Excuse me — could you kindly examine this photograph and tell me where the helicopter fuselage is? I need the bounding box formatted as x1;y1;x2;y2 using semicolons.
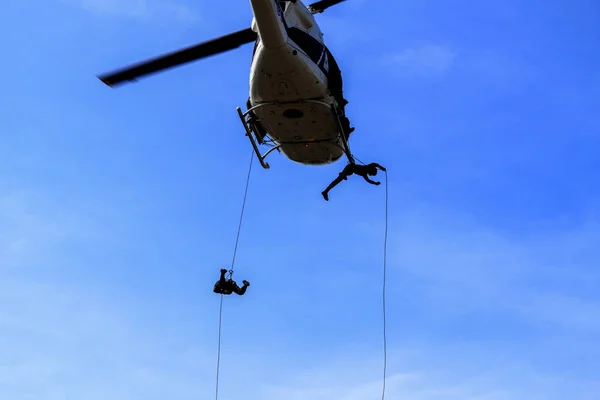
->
97;0;353;168
246;0;348;166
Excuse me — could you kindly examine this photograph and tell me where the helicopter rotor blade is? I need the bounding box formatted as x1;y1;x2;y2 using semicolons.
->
308;0;346;13
98;27;257;87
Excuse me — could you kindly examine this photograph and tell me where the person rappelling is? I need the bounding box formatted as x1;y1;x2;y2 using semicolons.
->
321;162;386;201
213;269;250;296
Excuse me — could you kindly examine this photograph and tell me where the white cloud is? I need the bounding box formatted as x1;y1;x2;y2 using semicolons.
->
318;15;383;49
467;50;535;82
0;191;76;269
258;355;596;400
1;189;597;400
387;208;600;332
0;190;114;270
456;50;537;93
0;276;214;400
63;0;200;21
384;45;457;77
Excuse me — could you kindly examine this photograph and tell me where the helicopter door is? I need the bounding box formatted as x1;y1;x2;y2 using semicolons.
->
286;27;343;102
286;28;329;75
277;1;288;12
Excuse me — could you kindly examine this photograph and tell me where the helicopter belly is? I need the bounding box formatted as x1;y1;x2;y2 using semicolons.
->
247;41;345;165
249;41;329;103
252;101;345;165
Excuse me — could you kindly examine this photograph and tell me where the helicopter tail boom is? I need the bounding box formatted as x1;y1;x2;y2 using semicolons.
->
250;0;288;49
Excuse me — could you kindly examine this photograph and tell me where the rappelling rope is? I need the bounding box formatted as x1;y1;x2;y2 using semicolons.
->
352;153;388;400
215;296;224;400
229;151;255;274
214;151;255;400
348;153;389;400
381;170;388;400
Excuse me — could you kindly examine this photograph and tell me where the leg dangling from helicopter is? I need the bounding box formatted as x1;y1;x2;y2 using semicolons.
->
213;269;250;296
321;162;386;201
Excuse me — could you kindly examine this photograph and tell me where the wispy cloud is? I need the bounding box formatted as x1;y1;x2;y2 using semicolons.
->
459;50;537;93
63;0;200;22
3;0;599;398
388;209;600;333
383;45;457;77
318;15;383;49
1;190;597;399
0;278;212;400
0;190;119;271
259;352;597;400
0;191;78;269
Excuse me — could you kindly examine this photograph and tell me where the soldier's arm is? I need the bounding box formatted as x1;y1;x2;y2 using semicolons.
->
362;175;380;185
372;163;386;171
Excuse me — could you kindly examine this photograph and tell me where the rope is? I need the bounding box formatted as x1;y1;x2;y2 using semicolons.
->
214;151;255;400
341;151;387;398
345;151;387;395
215;295;224;400
381;170;388;400
229;151;255;272
350;154;387;398
353;155;367;166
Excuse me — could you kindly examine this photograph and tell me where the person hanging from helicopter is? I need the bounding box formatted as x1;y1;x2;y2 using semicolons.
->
321;162;387;201
213;269;250;295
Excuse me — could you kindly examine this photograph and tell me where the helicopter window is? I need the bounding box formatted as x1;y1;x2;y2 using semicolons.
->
287;27;325;66
252;36;260;57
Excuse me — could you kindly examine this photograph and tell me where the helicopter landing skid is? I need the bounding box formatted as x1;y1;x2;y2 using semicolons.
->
236;100;355;169
237;105;274;169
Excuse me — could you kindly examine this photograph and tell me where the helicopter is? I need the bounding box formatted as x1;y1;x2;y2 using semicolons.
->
98;0;357;169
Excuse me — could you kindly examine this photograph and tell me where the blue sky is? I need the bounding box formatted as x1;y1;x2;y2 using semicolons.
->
1;0;599;398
